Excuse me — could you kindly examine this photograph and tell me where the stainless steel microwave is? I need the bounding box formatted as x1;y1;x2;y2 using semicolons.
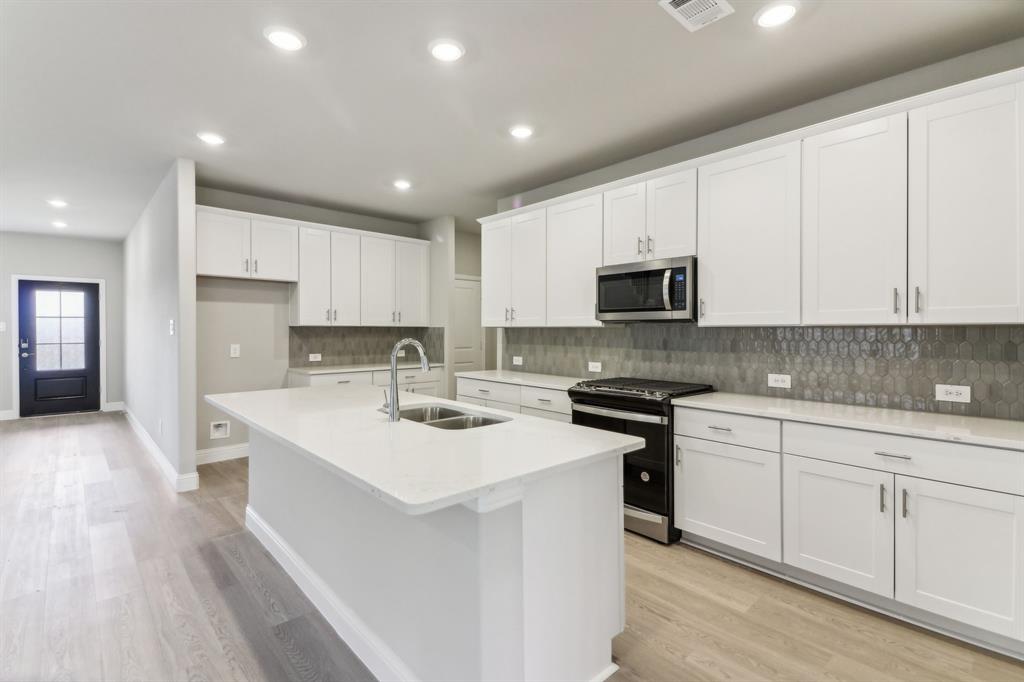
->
596;256;696;322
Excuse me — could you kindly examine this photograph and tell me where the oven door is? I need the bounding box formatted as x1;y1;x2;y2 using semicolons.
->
596;256;694;321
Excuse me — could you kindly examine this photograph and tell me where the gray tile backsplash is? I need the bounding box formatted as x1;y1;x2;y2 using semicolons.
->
503;325;1024;421
290;327;444;367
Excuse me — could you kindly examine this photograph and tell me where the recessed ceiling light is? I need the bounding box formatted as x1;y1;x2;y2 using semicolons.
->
754;1;799;28
509;125;534;140
429;39;465;62
52;220;67;228
47;198;67;208
263;26;307;51
197;131;225;146
393;179;412;191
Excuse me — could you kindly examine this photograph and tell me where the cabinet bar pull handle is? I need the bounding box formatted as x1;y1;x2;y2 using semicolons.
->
511;307;516;322
874;450;912;461
537;398;551;403
914;286;921;313
879;483;886;513
637;237;642;256
477;388;490;394
254;259;258;274
505;308;509;322
902;488;909;518
336;380;350;384
333;309;337;322
707;425;732;432
326;308;330;321
244;258;249;273
405;375;415;379
893;288;899;314
398;311;401;323
392;311;395;323
675;443;680;466
647;236;653;254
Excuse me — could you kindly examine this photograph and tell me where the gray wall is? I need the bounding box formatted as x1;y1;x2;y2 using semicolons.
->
503;326;1023;421
454;231;481;277
498;38;1024;211
0;232;125;413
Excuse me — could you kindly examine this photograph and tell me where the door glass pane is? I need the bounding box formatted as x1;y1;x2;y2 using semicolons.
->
36;317;60;344
61;291;84;317
61;344;85;370
36;344;60;371
61;317;84;343
35;290;60;316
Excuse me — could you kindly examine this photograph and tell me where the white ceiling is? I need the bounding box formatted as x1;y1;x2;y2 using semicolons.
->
3;1;1023;240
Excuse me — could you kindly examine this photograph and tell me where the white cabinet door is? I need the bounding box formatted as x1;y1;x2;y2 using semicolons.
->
196;210;251;278
674;436;781;561
603;183;647;265
646;169;697;260
481;219;511;327
510;209;547;326
292;226;332;326
895;476;1024;640
250;219;298;282
546;194;603;327
360;236;397;326
330;231;360;326
697;141;801;326
908;82;1024;324
803;114;908;325
396;241;430;326
406;382;440;397
783;455;895;597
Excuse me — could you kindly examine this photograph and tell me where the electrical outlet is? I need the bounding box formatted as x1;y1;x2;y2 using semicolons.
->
308;353;322;362
588;361;602;373
168;319;175;336
397;349;406;357
210;420;230;440
768;373;792;389
936;384;971;403
0;321;6;333
229;344;241;358
512;356;523;366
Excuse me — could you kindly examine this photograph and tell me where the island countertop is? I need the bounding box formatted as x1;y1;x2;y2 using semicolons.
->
206;384;643;515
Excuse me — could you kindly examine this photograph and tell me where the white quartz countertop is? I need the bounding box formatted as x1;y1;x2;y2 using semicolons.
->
206;384;642;515
455;369;581;391
288;362;444;375
672;392;1024;451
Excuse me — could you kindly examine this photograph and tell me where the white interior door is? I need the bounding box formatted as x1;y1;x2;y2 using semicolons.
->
396;241;430;326
908;82;1024;324
360;236;397;326
546;194;603;327
451;278;484;397
646;169;697;260
330;231;360;325
603;183;647;265
783;455;895;597
803;114;908;325
895;476;1024;639
510;209;547;326
196;210;251;278
481;219;511;327
250;219;298;282
295;226;332;325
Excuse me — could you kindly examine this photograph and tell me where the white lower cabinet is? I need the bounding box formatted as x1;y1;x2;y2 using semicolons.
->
674;435;781;561
783;455;895;597
895;476;1024;639
455;376;571;420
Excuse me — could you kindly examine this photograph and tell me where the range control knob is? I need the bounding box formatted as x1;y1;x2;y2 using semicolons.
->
640;471;650;483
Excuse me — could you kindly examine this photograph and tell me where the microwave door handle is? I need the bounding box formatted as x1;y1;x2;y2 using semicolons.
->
662;269;672;311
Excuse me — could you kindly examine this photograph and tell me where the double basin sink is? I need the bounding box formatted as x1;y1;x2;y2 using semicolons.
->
398;404;509;430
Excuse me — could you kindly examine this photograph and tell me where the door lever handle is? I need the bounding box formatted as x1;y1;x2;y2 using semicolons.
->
20;352;34;358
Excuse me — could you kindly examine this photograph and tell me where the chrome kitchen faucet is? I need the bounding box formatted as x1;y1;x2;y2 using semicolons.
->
387;338;430;421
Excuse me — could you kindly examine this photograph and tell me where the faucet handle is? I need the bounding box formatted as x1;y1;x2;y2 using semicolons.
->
382;388;388;410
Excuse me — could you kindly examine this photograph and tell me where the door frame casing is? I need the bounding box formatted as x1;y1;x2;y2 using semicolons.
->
9;275;109;417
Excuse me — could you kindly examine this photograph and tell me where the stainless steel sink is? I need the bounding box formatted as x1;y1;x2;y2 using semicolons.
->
398;405;465;423
394;404;509;430
422;415;506;430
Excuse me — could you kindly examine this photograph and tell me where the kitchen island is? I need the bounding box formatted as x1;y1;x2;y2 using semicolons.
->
206;383;644;682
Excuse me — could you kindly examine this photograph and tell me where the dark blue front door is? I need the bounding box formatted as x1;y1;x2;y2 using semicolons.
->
18;280;101;417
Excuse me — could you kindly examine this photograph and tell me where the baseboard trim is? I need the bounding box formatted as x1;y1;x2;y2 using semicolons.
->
196;442;249;466
123;407;199;493
245;506;416;682
102;401;125;412
591;662;620;682
0;409;17;421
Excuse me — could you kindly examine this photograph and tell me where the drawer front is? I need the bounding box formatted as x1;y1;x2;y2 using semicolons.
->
486;400;521;414
373;366;445;386
675;407;781;453
456;378;521;405
521;406;571;423
404;381;439;396
784;422;1024;497
520;385;571;415
307;371;374;387
456;394;487;407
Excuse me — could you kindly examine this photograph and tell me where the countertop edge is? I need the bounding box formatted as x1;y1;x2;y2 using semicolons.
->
454;370;581;391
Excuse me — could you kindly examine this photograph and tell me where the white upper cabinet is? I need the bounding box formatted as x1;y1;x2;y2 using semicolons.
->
908;82;1024;324
510;209;547;326
603;183;647;265
396;241;430;326
360;236;397;326
196;210;252;278
291;226;333;325
330;231;360;326
481;219;512;327
645;169;697;261
546;194;603;327
697;141;802;326
250;219;299;282
802;114;908;325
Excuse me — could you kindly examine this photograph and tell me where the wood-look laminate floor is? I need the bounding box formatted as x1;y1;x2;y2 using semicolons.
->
1;412;1021;682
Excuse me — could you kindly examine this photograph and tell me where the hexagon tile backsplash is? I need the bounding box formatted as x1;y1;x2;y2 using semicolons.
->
503;325;1024;421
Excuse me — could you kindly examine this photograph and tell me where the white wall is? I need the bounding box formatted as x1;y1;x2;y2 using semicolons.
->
420;216;455;397
123;159;196;489
0;232;125;415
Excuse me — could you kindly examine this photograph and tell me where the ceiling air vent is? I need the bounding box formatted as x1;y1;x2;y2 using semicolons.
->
658;0;735;32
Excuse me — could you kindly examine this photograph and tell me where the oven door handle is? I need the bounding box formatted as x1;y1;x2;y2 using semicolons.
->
662;269;672;311
572;404;668;425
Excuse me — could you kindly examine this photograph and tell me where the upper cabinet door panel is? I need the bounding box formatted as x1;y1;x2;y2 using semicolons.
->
481;220;511;327
250;219;299;282
330;231;360;326
196;210;251;278
646;169;697;260
546;194;603;327
295;226;333;326
909;82;1024;324
803;114;908;325
603;183;647;265
697;141;802;326
360;236;397;326
396;241;430;326
510;209;547;326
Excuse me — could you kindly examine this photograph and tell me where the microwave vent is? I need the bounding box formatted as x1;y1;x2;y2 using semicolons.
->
658;0;735;32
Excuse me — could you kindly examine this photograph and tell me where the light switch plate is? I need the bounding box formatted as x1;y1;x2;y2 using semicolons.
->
768;373;791;389
229;344;241;358
936;384;971;403
209;421;230;440
168;319;175;336
588;361;602;373
308;353;322;362
0;321;6;333
512;356;523;366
